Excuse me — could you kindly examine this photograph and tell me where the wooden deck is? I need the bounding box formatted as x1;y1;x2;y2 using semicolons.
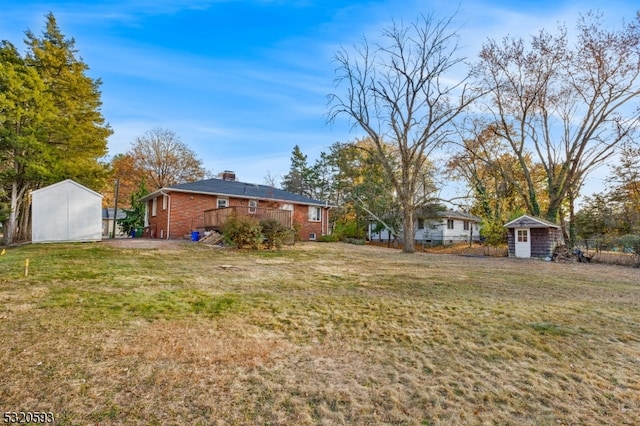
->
203;206;292;230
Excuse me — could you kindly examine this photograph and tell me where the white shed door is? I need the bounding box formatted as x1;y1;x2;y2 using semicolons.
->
515;228;531;258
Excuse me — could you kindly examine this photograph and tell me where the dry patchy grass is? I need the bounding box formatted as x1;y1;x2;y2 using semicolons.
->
0;241;639;425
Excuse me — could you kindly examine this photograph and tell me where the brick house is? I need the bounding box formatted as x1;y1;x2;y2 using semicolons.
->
504;214;564;258
138;173;330;241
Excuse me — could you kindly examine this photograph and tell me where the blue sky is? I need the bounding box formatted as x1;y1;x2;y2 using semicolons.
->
1;0;637;198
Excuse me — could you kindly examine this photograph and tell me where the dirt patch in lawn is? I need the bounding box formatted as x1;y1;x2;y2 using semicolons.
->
99;237;191;250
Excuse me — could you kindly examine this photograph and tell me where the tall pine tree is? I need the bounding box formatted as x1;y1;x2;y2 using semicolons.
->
0;13;112;244
281;145;317;198
0;41;55;245
25;12;112;189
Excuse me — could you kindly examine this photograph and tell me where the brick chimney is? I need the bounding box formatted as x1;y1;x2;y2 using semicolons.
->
220;170;236;181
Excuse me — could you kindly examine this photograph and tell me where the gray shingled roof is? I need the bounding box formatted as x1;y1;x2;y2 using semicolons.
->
504;214;560;228
142;178;327;206
438;210;481;222
102;207;126;220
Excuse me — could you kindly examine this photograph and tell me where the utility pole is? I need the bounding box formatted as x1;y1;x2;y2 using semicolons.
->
111;178;120;238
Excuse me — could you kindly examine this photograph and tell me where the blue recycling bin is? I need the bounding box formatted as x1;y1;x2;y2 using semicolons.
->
191;231;200;241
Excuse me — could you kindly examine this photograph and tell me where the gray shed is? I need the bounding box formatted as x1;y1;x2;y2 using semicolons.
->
32;179;103;243
504;215;564;259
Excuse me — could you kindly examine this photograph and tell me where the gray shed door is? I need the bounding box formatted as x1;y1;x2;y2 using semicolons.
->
514;228;531;258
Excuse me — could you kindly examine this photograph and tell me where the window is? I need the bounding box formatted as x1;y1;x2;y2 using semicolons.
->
151;198;157;216
309;233;317;241
162;195;168;210
217;198;228;209
463;221;469;231
517;229;528;242
417;219;424;230
280;203;294;211
447;219;454;230
248;200;257;214
308;206;321;222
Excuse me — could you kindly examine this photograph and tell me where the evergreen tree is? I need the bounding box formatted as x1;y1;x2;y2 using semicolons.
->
0;13;112;244
0;41;55;244
24;12;112;191
281;145;317;198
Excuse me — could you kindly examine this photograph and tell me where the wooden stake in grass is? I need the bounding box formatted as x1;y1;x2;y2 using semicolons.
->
24;258;29;277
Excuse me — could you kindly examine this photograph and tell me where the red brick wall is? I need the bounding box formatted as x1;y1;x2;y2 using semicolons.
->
146;192;329;241
293;204;325;240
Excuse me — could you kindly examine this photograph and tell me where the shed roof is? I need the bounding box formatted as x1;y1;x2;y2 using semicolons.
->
139;178;328;207
504;214;560;229
31;179;103;198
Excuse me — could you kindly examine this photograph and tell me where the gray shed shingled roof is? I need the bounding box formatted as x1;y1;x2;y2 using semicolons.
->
141;178;328;206
504;214;560;229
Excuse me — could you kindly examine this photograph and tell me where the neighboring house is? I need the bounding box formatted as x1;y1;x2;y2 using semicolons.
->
369;210;481;245
102;208;127;237
138;173;330;241
32;179;103;243
504;214;564;259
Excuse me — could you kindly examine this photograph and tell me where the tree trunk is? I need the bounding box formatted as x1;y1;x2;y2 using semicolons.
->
4;182;32;245
5;182;19;246
19;197;32;242
402;207;415;253
568;193;576;248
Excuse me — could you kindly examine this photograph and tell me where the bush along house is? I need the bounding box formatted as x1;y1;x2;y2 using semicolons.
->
138;172;330;241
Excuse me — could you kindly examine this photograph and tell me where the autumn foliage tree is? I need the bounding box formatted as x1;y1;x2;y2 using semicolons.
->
472;11;640;242
128;127;208;192
102;153;145;209
448;122;548;244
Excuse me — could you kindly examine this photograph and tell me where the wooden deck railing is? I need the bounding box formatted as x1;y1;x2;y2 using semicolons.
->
203;206;293;229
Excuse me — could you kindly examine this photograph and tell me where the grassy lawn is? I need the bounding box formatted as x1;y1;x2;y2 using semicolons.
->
1;241;638;425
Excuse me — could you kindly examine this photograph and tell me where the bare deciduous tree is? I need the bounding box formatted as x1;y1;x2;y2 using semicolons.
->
472;11;640;240
129;128;209;191
328;13;475;253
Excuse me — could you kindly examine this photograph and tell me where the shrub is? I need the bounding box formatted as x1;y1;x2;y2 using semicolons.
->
480;220;508;246
317;234;340;242
344;237;366;245
221;214;263;249
260;219;290;249
333;221;366;240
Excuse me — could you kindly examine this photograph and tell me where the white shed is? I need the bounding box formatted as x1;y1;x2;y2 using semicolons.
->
32;179;103;243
